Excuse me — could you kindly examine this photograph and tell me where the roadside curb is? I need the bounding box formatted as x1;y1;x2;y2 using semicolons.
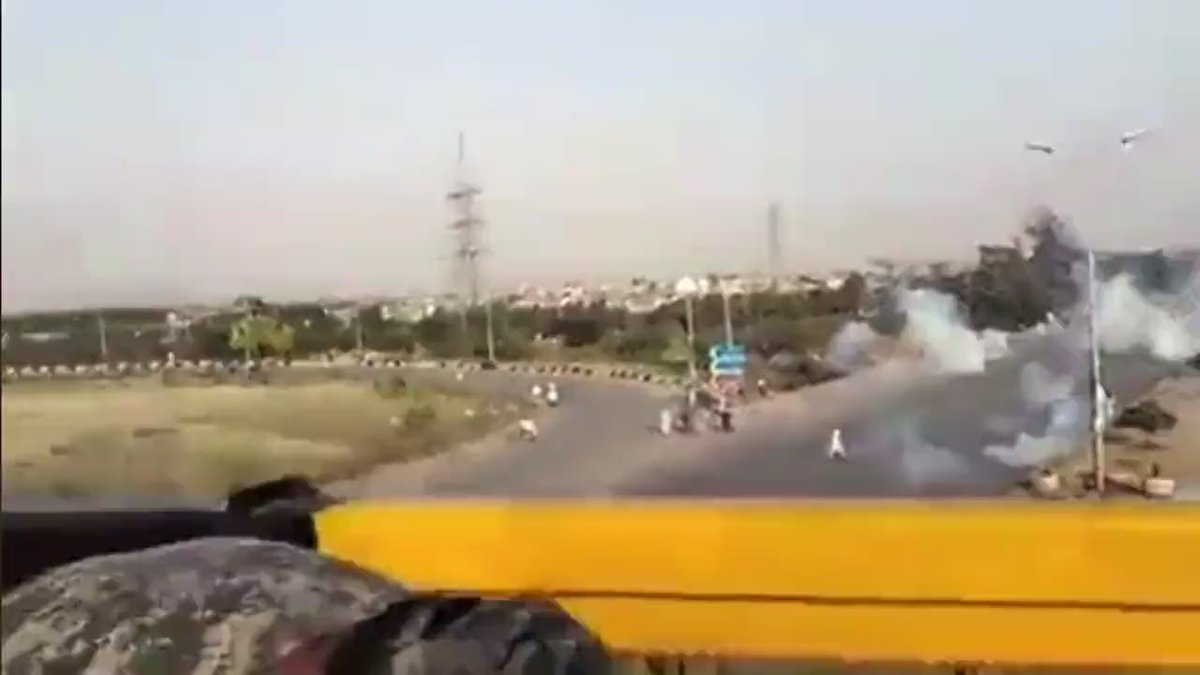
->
1;356;688;389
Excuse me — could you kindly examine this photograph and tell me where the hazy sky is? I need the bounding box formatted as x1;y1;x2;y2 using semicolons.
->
3;0;1198;311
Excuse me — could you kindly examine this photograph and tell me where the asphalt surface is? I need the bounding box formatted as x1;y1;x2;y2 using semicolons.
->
326;366;677;498
620;347;1187;498
2;342;1191;508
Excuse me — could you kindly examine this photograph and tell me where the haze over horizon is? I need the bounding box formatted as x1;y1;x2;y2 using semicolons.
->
3;0;1198;312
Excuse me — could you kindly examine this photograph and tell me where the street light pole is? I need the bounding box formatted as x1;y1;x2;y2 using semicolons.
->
1086;248;1106;494
1023;132;1152;496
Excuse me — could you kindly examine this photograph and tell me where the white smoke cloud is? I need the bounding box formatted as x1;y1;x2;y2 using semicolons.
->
1096;273;1199;360
1018;361;1076;409
825;321;882;372
825;287;1015;375
822;220;1197;487
896;288;990;374
983;430;1074;468
898;436;973;486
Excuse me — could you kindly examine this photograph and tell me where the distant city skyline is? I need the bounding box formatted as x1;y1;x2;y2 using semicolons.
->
4;0;1199;312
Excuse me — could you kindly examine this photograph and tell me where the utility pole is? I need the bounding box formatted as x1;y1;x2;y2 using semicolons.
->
1023;133;1155;495
447;132;496;360
97;313;109;362
1086;248;1106;495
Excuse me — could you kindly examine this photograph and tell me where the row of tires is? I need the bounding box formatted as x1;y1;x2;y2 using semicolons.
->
1;356;687;389
431;358;687;388
1;357;276;380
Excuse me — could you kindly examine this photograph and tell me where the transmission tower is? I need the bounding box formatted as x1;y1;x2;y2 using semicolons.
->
446;132;497;361
767;201;782;278
447;132;484;306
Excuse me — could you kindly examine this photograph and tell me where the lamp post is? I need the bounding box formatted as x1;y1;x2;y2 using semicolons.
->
675;276;700;382
1022;129;1154;496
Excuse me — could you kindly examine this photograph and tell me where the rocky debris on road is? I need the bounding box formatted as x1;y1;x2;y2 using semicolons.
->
1114;398;1179;434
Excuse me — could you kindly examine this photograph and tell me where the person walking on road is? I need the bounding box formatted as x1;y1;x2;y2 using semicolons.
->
827;427;847;460
545;382;560;407
659;408;673;436
530;383;543;402
518;417;539;441
756;378;770;398
717;397;734;433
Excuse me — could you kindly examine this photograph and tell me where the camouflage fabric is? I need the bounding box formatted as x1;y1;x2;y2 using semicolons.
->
1;537;611;674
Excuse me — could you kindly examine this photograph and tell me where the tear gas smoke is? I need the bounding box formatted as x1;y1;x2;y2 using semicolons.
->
829;213;1198;488
896;288;989;374
824;321;879;372
825;287;1012;376
1096;273;1200;360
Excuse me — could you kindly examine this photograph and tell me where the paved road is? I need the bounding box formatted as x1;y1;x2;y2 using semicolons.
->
326;366;679;498
619;347;1188;498
3;342;1191;508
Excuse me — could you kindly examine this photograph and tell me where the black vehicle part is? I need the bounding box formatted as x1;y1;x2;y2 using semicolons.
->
319;594;613;675
0;508;317;594
1;478;334;594
224;474;341;516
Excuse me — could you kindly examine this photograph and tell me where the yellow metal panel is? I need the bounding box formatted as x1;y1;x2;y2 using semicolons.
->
313;500;1200;664
562;598;1198;664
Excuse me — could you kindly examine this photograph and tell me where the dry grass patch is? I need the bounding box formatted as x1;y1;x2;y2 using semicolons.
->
2;378;512;500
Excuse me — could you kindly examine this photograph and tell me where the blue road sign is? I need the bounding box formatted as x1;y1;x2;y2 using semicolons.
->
708;342;747;377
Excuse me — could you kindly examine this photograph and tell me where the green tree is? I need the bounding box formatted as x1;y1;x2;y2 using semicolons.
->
229;315;295;359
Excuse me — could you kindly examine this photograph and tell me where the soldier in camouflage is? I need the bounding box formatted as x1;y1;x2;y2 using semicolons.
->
1;537;612;674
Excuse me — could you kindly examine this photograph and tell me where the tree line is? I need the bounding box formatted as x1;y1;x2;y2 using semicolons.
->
5;209;1189;373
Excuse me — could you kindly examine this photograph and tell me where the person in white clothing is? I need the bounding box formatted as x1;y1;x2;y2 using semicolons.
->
545;382;560;407
659;408;673;435
530;383;543;401
828;427;847;460
1102;386;1117;429
518;418;539;441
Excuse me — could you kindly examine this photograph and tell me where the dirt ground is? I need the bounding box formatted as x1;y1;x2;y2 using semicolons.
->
1;376;515;501
1035;374;1200;497
1105;374;1200;482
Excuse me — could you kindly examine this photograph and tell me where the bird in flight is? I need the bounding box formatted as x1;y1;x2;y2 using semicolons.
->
1024;142;1056;155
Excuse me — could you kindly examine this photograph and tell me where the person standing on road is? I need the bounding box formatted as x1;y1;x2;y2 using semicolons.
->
1099;385;1117;429
828;427;847;460
545;382;560;407
756;378;770;398
717;397;734;433
530;383;543;402
659;408;673;436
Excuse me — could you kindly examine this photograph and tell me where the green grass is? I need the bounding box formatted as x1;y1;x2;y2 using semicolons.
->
1;377;514;500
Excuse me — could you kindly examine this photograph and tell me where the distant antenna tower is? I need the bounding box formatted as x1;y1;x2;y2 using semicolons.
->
767;201;782;277
447;131;484;306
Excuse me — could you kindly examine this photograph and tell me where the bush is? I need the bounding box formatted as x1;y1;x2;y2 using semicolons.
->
373;376;408;399
403;404;438;431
